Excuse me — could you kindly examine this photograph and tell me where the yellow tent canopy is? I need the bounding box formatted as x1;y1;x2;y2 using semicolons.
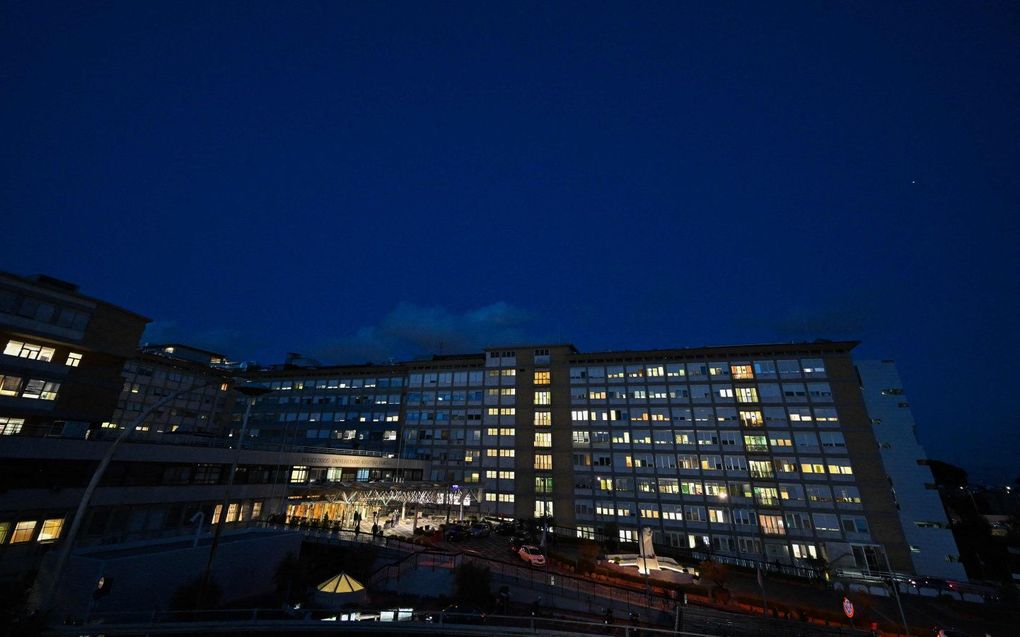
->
316;572;365;594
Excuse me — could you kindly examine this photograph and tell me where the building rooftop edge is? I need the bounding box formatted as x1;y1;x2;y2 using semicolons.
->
242;339;859;374
0;270;153;323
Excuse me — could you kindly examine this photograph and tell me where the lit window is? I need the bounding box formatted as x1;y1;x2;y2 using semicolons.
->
735;387;759;403
0;417;25;435
800;460;826;474
534;391;551;406
37;518;64;543
65;352;83;367
530;454;554;468
252;502;263;518
3;340;56;362
730;365;754;380
226;503;239;523
21;379;60;400
744;436;769;452
290;466;309;483
534;371;550;385
827;462;854;476
0;375;22;396
534;411;551;426
11;520;37;543
758;514;786;536
534;432;552;448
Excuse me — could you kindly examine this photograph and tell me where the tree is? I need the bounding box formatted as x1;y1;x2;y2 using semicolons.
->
928;460;968;490
577;539;601;575
602;522;619;552
698;560;731;604
698;560;729;588
454;563;492;608
273;552;312;604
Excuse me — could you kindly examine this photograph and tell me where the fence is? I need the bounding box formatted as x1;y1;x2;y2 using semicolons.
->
541;523;821;580
368;548;869;637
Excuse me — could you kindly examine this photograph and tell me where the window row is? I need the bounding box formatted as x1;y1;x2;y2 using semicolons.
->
267;377;406;391
571;383;832;404
570;407;839;426
571;429;846;449
3;339;83;367
572;452;854;476
572;476;861;502
570;359;826;383
0;517;65;545
0;289;91;331
575;502;864;531
265;393;403;406
276;411;402;423
0;375;60;400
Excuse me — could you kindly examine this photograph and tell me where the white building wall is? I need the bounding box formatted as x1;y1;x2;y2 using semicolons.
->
855;360;967;581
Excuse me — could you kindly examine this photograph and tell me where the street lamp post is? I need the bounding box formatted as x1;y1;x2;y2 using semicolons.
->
28;379;221;614
881;549;910;637
197;383;273;603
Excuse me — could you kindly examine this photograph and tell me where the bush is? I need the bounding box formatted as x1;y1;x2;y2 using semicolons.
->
454;563;492;608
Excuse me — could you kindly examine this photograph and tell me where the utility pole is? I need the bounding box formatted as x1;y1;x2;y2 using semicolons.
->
28;380;219;614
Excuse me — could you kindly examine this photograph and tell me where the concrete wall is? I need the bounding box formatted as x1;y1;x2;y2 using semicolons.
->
52;529;302;619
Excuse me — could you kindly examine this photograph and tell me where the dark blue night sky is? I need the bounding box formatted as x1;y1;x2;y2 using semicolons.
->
2;2;1018;482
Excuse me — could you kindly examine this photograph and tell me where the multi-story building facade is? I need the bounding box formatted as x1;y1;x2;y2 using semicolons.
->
856;360;966;580
0;272;960;581
553;342;907;573
0;271;149;439
106;343;241;437
233;341;959;578
0;433;423;581
242;361;415;456
0;275;422;590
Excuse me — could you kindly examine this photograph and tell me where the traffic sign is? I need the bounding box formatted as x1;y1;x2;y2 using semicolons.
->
842;596;855;619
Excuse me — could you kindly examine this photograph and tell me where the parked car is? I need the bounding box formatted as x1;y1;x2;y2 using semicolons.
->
468;522;491;538
508;536;529;554
517;545;546;566
443;524;469;541
494;522;515;536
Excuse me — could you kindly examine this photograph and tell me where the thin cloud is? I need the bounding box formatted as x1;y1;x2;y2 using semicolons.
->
312;302;537;364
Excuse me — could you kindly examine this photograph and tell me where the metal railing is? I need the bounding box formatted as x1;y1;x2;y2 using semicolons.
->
367;550;867;637
0;423;388;457
69;606;869;637
543;524;821;580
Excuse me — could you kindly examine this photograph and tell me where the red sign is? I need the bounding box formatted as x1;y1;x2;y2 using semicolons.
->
842;596;855;619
